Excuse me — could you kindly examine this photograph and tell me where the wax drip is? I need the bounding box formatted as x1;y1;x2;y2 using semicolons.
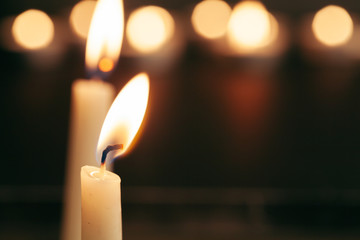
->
101;144;123;167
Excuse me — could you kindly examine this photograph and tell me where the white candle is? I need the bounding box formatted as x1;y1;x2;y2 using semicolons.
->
62;79;114;240
81;73;149;240
81;165;122;240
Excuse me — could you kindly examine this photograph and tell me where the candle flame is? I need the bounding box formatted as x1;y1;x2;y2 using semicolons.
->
96;73;150;164
85;0;124;76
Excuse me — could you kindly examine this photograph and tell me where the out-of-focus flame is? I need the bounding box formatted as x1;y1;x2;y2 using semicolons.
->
69;0;97;39
96;73;150;163
191;0;231;39
312;5;353;47
227;1;271;49
126;6;175;54
12;9;54;50
85;0;123;74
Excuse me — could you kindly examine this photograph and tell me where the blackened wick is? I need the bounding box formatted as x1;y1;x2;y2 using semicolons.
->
101;144;123;165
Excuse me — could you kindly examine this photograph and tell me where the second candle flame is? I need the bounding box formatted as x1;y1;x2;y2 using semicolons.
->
85;0;124;76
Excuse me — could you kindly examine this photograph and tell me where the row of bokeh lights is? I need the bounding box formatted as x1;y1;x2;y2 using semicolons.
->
5;0;358;58
10;1;175;53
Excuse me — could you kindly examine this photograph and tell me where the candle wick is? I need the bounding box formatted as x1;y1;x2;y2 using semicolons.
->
100;162;106;173
101;144;123;166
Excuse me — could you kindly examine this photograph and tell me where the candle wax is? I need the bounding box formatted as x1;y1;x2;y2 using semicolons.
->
62;79;115;240
81;165;122;240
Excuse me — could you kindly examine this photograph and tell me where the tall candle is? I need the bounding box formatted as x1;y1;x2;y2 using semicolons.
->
62;0;124;239
62;80;114;240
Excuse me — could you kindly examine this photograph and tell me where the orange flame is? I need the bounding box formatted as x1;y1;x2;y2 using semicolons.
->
85;0;124;74
96;73;150;163
98;57;114;72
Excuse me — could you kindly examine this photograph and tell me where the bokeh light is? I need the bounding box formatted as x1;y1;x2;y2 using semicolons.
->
312;5;353;47
12;9;54;50
191;0;231;39
264;13;279;47
126;6;175;54
227;1;271;49
69;0;97;39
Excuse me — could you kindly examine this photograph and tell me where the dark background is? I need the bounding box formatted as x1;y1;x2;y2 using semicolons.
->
2;0;360;239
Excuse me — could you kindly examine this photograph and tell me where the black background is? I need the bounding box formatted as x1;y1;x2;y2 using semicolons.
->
2;0;360;239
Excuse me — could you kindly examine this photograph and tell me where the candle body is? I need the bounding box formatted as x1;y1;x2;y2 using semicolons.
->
62;79;115;240
81;165;122;240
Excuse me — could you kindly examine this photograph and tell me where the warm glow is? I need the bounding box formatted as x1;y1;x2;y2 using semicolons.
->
263;13;279;47
69;0;97;39
98;57;114;72
126;6;175;53
191;0;231;39
12;9;54;50
312;5;353;47
227;1;271;48
96;73;150;162
86;0;124;73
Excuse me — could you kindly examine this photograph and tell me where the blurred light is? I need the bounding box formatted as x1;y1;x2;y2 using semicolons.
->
265;13;279;46
98;57;114;72
12;9;54;50
126;6;175;54
85;0;124;74
312;5;353;47
227;1;271;49
69;0;96;39
191;0;231;39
